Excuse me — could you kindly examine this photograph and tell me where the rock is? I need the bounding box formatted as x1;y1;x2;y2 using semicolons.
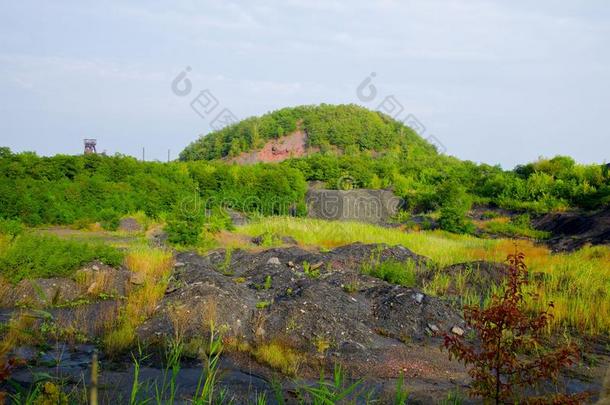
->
413;292;425;304
287;261;295;268
310;262;324;271
119;217;142;232
92;265;100;271
267;257;281;265
428;323;440;334
281;236;298;245
174;262;185;268
451;326;465;336
226;209;249;227
306;188;402;224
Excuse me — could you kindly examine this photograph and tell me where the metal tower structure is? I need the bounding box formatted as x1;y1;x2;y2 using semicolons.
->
84;139;97;154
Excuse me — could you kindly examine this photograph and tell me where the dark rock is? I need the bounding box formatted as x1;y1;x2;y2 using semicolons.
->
139;243;461;360
306;188;402;224
118;217;142;232
533;208;610;251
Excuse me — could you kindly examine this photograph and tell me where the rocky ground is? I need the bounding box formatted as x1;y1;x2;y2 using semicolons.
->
533;207;610;252
2;239;607;403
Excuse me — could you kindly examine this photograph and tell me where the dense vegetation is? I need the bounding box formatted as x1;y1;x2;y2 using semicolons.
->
0;105;608;238
179;104;436;160
0;148;306;230
180;104;609;217
0;230;123;283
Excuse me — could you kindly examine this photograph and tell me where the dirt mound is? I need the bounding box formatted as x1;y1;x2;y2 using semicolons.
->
533;208;610;251
138;244;465;376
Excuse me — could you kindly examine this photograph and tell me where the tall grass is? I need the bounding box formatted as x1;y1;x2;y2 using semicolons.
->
238;217;610;335
104;247;174;354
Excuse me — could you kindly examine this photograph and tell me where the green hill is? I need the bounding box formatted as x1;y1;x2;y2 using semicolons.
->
179;104;437;161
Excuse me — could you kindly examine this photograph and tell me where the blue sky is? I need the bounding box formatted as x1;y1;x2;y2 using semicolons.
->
0;0;608;168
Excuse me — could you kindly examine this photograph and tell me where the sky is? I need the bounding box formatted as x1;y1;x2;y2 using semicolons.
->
0;1;608;169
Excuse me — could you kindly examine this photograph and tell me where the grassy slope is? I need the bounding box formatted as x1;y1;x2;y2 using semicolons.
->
237;217;610;335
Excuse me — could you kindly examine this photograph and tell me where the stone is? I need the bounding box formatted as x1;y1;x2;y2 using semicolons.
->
413;292;425;304
174;262;185;268
267;257;281;265
451;326;465;336
428;323;440;334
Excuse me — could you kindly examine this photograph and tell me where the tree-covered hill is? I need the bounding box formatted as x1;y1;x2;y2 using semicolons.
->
179;104;437;161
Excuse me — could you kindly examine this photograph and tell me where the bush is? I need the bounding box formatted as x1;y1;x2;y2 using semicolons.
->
165;202;205;246
437;182;475;234
0;219;24;239
98;208;120;231
0;234;124;283
443;253;583;403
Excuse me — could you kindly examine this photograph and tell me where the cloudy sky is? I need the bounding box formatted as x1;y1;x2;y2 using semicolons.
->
0;1;608;168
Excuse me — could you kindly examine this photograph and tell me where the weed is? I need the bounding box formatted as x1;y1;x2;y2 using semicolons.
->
299;364;368;404
256;301;271;310
253;342;302;376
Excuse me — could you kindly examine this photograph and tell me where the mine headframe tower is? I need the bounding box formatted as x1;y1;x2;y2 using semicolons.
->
84;139;97;154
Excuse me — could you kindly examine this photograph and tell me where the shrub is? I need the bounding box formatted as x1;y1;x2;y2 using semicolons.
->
98;208;120;231
443;252;584;403
0;218;23;239
437;181;475;234
0;234;124;283
165;202;205;246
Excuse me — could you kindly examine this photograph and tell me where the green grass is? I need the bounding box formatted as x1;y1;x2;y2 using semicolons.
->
480;216;550;239
0;233;124;283
237;217;610;335
361;257;418;287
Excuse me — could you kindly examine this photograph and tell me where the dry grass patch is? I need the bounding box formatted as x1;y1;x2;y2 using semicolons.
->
103;247;173;354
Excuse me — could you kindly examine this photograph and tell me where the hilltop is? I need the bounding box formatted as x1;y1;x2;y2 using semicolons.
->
179;104;437;162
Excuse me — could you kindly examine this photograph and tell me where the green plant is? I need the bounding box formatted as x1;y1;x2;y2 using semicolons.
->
393;373;410;405
302;261;320;279
253;342;301;376
363;259;418;287
0;218;24;239
0;234;124;283
98;208;120;231
299;364;368;404
256;301;271;310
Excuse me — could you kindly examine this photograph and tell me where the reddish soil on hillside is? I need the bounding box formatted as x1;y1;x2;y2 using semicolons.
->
228;130;314;164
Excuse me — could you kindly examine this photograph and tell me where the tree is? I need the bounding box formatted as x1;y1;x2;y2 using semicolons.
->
443;252;585;404
437;181;475;234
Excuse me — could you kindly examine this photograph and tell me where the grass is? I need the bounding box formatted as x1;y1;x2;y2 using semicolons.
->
478;216;551;239
0;233;124;283
361;256;418;287
237;217;610;335
252;342;302;376
103;247;174;354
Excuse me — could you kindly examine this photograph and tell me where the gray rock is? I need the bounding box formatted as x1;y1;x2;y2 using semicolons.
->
267;257;281;265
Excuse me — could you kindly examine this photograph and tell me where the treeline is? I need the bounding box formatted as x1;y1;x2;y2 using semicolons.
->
282;152;610;213
0;147;607;233
179;104;436;161
0;148;307;227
